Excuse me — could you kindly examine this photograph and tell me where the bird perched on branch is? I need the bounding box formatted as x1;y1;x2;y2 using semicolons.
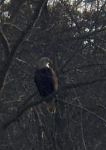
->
34;57;58;113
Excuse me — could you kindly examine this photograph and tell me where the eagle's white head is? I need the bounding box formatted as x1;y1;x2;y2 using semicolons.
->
38;57;52;69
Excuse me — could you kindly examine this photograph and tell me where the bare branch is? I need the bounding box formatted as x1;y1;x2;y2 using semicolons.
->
59;45;87;73
63;78;106;90
0;0;48;92
2;93;40;129
72;0;83;10
2;91;55;129
95;45;106;52
80;108;87;150
28;0;48;39
9;0;27;21
3;23;23;32
65;26;106;41
0;28;10;59
58;100;106;124
77;63;106;69
2;76;106;129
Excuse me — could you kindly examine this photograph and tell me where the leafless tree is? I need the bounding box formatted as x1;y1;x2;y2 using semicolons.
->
0;0;106;150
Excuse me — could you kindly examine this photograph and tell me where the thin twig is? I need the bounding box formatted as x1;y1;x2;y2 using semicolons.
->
77;63;106;69
58;100;106;124
78;99;87;150
3;23;23;32
3;98;43;129
62;78;106;91
2;92;55;129
0;28;10;59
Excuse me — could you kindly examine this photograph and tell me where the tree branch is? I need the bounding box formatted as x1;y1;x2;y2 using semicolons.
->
58;26;106;41
9;0;27;21
0;28;10;59
0;0;48;92
63;78;106;90
3;23;23;32
2;76;106;129
2;92;39;129
2;91;54;129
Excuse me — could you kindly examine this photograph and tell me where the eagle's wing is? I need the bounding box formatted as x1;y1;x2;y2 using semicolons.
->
34;67;58;113
34;68;56;97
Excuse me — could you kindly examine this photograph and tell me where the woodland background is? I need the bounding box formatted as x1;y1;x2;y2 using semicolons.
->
0;0;106;150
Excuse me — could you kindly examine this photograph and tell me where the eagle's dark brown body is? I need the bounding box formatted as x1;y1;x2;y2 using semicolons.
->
34;57;58;113
34;68;55;98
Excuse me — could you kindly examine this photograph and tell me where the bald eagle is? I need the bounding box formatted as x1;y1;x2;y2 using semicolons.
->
34;57;58;113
